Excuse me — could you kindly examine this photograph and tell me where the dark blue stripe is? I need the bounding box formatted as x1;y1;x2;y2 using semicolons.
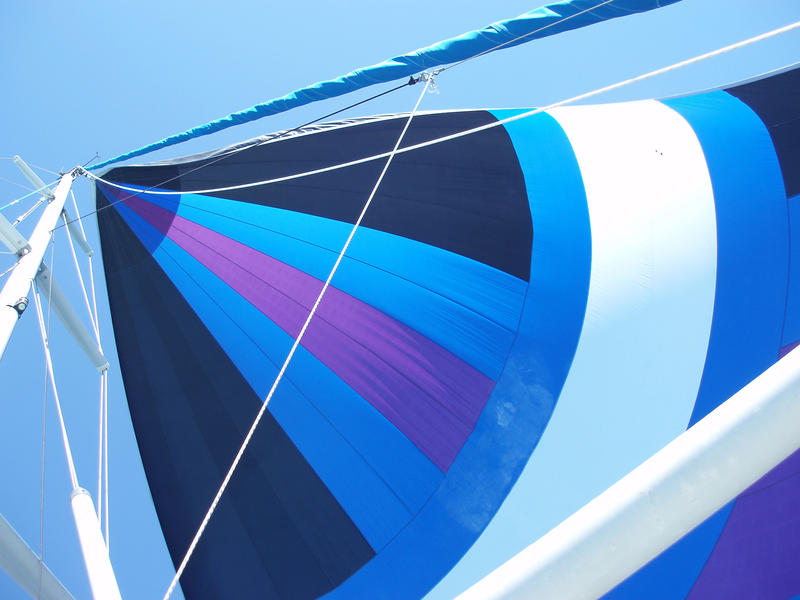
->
111;190;440;550
782;194;800;345
603;91;788;600
153;236;438;551
100;187;163;252
325;110;590;599
98;192;376;598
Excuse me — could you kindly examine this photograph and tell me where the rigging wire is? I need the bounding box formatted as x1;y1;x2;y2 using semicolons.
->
14;197;47;226
36;237;56;600
162;72;434;600
0;175;36;193
32;243;80;489
0;177;61;212
65;189;110;547
89;0;648;172
97;372;104;529
58;78;415;231
62;210;100;341
63;196;106;540
23;162;61;177
63;0;619;223
0;262;19;281
86;20;800;208
103;372;109;548
69;187;110;534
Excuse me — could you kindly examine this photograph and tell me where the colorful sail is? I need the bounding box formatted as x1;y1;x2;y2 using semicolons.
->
95;65;800;599
90;0;681;170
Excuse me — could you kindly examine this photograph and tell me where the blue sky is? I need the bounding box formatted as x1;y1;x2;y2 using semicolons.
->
0;1;798;599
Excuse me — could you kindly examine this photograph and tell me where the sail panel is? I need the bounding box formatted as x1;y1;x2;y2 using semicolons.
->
168;193;526;378
784;193;800;346
98;109;590;598
727;67;800;199
98;66;800;600
103;111;535;280
595;85;789;600
322;110;593;599
664;90;788;427
97;195;376;599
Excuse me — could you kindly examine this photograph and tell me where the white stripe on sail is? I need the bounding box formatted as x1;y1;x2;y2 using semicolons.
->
428;99;718;599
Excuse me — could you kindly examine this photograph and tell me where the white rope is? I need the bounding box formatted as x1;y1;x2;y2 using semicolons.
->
36;239;55;600
63;203;109;532
103;371;109;549
62;212;100;342
0;262;19;280
37;358;47;600
88;21;800;203
67;191;108;534
14;197;46;226
70;191;90;248
97;371;104;524
32;284;79;489
161;73;433;600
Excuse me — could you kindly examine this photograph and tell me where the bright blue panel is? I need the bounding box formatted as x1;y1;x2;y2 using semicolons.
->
107;192;163;253
150;235;441;551
603;91;788;600
666;92;788;426
782;194;800;345
175;194;525;379
325;110;591;599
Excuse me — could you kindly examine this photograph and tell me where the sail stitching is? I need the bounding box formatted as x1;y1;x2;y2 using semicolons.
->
161;74;434;600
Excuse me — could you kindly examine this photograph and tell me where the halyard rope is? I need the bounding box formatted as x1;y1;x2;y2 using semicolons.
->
86;21;800;207
161;73;434;600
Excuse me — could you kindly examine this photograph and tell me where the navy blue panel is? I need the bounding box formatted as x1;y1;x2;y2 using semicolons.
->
96;189;374;599
726;66;800;198
783;194;800;345
103;111;533;280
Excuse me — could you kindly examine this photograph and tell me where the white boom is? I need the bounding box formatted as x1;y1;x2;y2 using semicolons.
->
458;345;800;600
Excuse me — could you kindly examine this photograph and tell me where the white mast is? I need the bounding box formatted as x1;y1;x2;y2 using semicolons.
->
0;171;74;360
0;161;122;600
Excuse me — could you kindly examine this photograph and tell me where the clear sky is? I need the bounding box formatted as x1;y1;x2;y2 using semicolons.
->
0;1;798;599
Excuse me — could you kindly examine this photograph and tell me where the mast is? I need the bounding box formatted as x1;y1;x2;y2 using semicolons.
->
0;162;122;600
0;171;74;360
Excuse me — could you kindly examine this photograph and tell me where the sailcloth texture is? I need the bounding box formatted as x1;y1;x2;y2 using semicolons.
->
96;66;800;599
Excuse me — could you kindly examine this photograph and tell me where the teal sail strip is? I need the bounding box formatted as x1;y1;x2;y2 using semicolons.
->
91;0;680;170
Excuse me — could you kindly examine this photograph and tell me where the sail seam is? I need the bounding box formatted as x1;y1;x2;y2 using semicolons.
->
161;74;434;600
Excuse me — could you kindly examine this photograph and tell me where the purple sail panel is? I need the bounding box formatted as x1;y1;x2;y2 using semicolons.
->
120;193;495;471
687;449;800;599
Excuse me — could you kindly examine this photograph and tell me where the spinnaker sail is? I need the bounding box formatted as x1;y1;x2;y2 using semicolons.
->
94;64;800;599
